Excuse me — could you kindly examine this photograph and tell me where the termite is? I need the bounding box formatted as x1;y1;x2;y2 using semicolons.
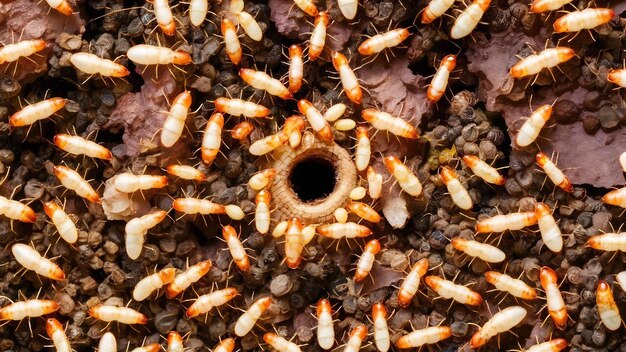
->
384;155;423;197
424;276;482;306
237;11;263;41
535;203;563;253
372;303;390;352
283;116;306;148
462;155;504;185
484;271;537;300
152;0;175;35
249;169;276;191
361;108;419;139
54;134;112;160
609;69;626;88
172;198;226;216
213;338;235;352
288;45;304;94
530;0;572;12
439;166;472;210
536;152;572;192
449;0;491;39
166;165;205;182
126;44;192;66
88;305;148;324
231;121;255;140
332;51;362;104
45;0;73;14
166;259;212;298
201;112;224;165
451;238;505;263
298;99;334;142
0;299;58;320
263;333;302;352
167;331;184;352
398;258;429;307
367;166;383;199
470;306;527;348
46;318;71;352
525;339;568;352
427;54;456;104
0;39;46;65
293;0;318;16
309;12;329;61
9;97;66;127
347;202;381;223
0;196;36;223
354;239;380;282
189;0;208;26
255;190;271;235
44;201;77;244
475;211;538;233
239;68;292;100
214;97;270;118
345;324;367;352
317;222;372;239
250;132;289;156
12;243;65;280
587;232;626;251
114;173;168;194
131;344;160;352
317;299;335;350
354;127;371;171
602;187;626;208
185;287;238;318
358;28;410;56
222;225;250;272
553;8;614;33
222;18;242;66
133;267;176;301
161;90;192;148
421;0;455;23
235;296;271;337
285;217;305;269
98;332;117;352
597;280;621;331
540;266;567;330
395;326;452;348
53;165;100;203
69;53;129;78
510;47;575;79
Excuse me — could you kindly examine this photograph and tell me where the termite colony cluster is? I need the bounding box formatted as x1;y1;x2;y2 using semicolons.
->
1;0;626;350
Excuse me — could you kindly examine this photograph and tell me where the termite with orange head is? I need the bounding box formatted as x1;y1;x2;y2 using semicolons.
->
358;28;410;56
249;168;277;191
317;222;372;239
288;45;304;94
249;132;290;156
44;200;77;244
536;152;572;192
201;112;224;165
113;173;168;194
237;11;263;41
11;243;65;280
126;44;192;66
347;202;381;223
309;11;329;61
367;166;383;199
462;155;505;185
361;108;419;139
372;303;390;352
214;97;270;118
398;258;429;307
597;280;621;331
475;211;538;233
167;331;184;352
395;326;452;349
451;238;505;263
510;47;575;79
53;165;100;203
231;121;255;140
185;287;238;318
213;338;236;352
70;53;129;78
98;332;117;352
470;306;527;349
427;54;456;104
384;155;423;197
602;187;626;209
0;299;59;321
344;324;367;352
439;166;472;210
293;0;318;16
222;225;250;272
263;333;302;352
424;276;483;306
535;203;563;253
9;97;66;128
525;339;569;352
189;0;208;26
166;165;206;182
421;0;455;23
0;196;36;223
172;197;229;217
354;127;371;171
235;296;272;336
255;190;271;235
530;0;572;12
46;318;71;352
133;267;176;301
484;271;537;300
283;115;306;148
0;39;46;65
587;232;626;252
353;239;380;282
553;8;614;33
332;51;362;104
54;134;112;160
316;299;335;349
285;217;305;269
89;305;148;324
161;90;192;148
540;266;567;330
222;18;242;66
239;68;292;100
166;259;212;298
152;0;176;35
298;99;334;142
609;69;626;88
449;0;491;39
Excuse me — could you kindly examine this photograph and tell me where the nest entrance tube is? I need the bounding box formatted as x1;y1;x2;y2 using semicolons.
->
289;156;337;202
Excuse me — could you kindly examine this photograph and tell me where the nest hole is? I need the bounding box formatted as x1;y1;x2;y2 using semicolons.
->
289;156;337;202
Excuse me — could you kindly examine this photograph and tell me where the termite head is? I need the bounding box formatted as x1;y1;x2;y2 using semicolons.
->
216;338;236;352
597;280;612;296
475;0;492;11
383;155;401;172
221;17;237;33
461;155;479;168
43;201;59;218
602;189;623;206
350;324;368;340
608;69;624;85
45;318;63;337
256;190;271;205
439;166;458;185
256;296;272;310
316;298;332;316
231;121;254;140
331;51;348;71
167;331;183;347
284;115;305;133
20;204;37;223
535;104;554;121
372;302;387;319
451;237;467;251
297;99;314;115
33;39;48;52
314;11;329;26
356;126;369;139
555;47;575;62
535;202;551;218
535;152;550;167
289;44;303;57
484;271;499;285
540;266;557;287
441;54;457;70
158;268;177;284
173;50;192;65
364;239;381;254
263;333;278;345
222;225;239;240
175;90;193;107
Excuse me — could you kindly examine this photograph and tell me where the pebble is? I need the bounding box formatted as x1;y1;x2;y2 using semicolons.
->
270;274;293;297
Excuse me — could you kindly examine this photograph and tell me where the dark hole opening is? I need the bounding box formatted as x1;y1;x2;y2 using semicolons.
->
289;156;336;202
